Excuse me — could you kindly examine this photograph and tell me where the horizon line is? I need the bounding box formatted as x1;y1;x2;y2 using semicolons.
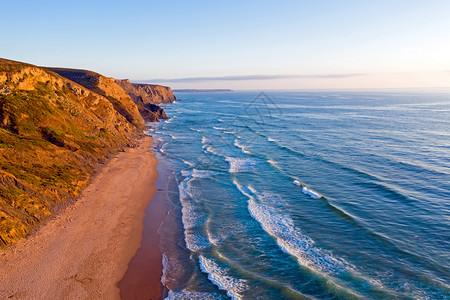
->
139;73;367;83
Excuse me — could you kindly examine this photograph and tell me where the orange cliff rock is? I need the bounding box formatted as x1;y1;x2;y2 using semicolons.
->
115;79;174;121
0;58;173;248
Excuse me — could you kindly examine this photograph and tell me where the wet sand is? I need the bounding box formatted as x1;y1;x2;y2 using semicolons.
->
118;158;173;300
0;136;161;299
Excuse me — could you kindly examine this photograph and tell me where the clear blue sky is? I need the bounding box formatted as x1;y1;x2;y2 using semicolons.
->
2;0;450;89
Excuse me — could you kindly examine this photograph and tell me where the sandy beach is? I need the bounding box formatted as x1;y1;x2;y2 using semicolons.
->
0;136;162;299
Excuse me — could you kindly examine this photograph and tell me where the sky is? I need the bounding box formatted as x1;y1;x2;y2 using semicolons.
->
1;0;450;90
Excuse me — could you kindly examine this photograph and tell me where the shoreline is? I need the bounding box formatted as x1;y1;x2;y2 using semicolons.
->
0;136;160;299
117;151;172;299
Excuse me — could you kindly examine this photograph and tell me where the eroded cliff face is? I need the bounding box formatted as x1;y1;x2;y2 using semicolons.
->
0;59;146;248
47;68;145;128
115;79;173;122
116;79;176;105
133;83;177;104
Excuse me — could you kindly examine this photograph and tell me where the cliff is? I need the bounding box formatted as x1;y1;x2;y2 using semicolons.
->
130;82;177;104
0;58;171;249
115;79;171;121
47;68;145;126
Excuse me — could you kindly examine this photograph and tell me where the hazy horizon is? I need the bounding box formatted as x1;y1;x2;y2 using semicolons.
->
2;1;450;90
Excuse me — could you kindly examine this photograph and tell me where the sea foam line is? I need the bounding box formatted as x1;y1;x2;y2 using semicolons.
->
233;139;252;155
233;180;349;275
178;177;211;251
199;255;248;300
165;291;222;300
226;157;255;173
293;179;322;199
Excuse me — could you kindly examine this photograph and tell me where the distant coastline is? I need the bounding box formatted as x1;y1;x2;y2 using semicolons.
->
173;89;233;93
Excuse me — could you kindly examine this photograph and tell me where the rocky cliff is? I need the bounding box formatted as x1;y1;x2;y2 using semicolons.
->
47;68;145;126
115;79;172;122
0;58;172;249
126;81;176;104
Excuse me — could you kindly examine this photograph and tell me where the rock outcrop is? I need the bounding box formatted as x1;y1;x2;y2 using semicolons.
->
0;58;173;249
47;68;145;127
117;80;177;104
115;79;175;122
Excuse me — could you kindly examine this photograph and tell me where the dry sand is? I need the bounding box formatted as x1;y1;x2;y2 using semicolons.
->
0;136;161;299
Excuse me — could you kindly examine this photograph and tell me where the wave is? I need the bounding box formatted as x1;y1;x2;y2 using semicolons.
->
165;291;222;300
233;180;349;275
213;126;226;131
225;157;255;173
204;146;225;158
190;127;203;133
161;254;172;287
201;136;210;144
248;199;347;274
185;232;211;251
293;179;302;186
178;177;211;251
233;139;252;155
267;137;277;142
160;142;168;154
302;186;322;199
199;256;248;300
181;159;194;167
181;169;217;179
292;179;323;199
267;159;279;169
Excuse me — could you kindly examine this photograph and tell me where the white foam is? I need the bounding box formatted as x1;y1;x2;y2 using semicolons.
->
234;139;252;155
268;159;279;169
293;179;302;186
268;137;277;142
201;136;209;144
233;181;348;275
213;126;225;131
185;232;211;251
181;159;194;167
159;142;169;154
165;291;222;300
199;256;248;300
190;127;203;133
181;169;216;179
178;177;211;252
205;146;224;157
226;157;255;173
302;186;322;199
247;199;347;274
233;180;253;199
161;254;172;286
292;179;323;199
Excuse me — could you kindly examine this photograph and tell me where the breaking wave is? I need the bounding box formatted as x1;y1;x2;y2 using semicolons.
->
225;157;255;173
199;256;248;300
233;180;350;275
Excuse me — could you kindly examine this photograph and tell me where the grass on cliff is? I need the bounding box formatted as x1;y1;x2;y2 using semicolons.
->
0;88;123;248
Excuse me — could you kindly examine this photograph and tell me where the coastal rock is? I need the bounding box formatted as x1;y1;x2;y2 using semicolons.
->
115;79;174;122
116;79;176;104
47;68;145;128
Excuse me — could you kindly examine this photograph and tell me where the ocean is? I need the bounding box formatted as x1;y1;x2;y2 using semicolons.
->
150;91;450;299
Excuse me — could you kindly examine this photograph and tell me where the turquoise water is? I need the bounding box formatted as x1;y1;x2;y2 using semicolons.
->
152;91;450;299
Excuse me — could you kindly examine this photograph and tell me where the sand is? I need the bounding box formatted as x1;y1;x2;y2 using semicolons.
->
0;136;162;299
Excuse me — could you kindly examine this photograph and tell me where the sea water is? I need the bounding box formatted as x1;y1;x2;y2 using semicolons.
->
151;91;450;299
